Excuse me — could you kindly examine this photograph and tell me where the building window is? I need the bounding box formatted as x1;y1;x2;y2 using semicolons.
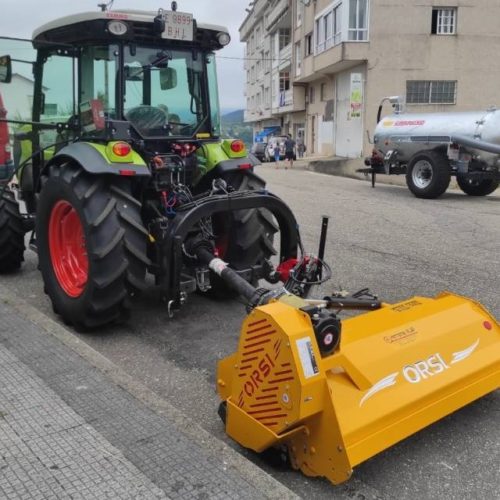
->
320;82;328;101
295;41;301;76
315;2;343;54
279;71;290;92
305;33;313;56
315;17;325;52
348;0;368;41
333;4;342;44
264;50;271;72
296;0;304;26
432;8;457;35
309;85;315;104
279;28;291;51
406;80;457;104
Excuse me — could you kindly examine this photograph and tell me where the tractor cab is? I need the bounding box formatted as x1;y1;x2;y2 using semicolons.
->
0;7;228;148
0;5;238;211
30;9;228;143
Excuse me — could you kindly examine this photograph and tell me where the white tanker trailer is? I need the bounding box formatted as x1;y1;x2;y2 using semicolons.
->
362;97;500;198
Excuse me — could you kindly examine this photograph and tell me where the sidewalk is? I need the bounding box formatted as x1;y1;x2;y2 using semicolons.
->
0;286;298;500
260;155;411;187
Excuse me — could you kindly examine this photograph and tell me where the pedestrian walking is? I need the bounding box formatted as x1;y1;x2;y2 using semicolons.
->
297;131;305;158
273;141;280;168
284;135;296;169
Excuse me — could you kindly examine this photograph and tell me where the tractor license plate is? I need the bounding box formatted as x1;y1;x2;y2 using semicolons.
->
162;10;194;41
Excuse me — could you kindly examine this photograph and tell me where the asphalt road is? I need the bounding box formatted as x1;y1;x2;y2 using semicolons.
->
1;168;499;499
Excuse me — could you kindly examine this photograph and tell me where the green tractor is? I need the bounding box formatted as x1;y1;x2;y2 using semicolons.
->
0;4;299;329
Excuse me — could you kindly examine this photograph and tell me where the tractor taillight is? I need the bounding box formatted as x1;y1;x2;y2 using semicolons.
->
112;142;131;157
230;140;245;153
4;143;11;161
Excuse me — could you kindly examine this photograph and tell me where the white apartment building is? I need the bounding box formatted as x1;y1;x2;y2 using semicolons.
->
241;0;500;158
240;0;306;143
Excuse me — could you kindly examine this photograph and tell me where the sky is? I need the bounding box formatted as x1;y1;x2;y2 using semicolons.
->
0;0;250;111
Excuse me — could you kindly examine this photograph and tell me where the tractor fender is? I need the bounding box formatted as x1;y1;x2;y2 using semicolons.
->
45;142;150;178
195;140;260;185
195;157;264;191
210;156;261;175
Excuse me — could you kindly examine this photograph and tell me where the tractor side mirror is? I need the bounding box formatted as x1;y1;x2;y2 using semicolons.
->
160;67;177;90
0;55;12;83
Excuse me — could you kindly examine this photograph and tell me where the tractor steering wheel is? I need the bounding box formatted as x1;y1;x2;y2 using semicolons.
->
125;105;168;133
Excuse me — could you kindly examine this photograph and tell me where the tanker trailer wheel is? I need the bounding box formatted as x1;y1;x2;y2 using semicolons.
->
456;176;499;196
406;151;451;199
36;162;149;330
210;171;277;293
0;187;25;272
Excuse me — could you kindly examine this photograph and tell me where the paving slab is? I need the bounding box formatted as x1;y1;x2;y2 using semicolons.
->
0;289;299;499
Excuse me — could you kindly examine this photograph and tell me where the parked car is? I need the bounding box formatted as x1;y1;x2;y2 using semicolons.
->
0;92;13;182
265;136;287;161
250;142;267;162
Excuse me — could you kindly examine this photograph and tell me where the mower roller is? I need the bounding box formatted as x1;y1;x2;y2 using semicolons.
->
194;222;500;486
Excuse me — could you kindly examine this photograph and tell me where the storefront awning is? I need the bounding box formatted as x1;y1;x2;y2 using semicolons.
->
254;126;280;142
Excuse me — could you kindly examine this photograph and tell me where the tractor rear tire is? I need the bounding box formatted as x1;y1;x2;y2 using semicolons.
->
456;176;499;196
36;163;149;330
406;151;451;199
210;171;277;294
0;187;25;273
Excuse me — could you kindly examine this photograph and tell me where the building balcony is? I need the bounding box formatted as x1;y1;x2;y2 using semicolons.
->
240;0;269;41
295;41;369;82
244;106;273;123
271;86;305;114
265;0;289;32
272;44;292;70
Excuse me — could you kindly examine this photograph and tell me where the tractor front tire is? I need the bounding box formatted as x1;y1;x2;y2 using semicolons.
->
406;151;451;199
211;171;277;293
0;187;25;273
36;163;149;330
456;176;499;196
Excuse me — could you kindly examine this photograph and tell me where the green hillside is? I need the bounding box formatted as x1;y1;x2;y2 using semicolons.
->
220;109;252;147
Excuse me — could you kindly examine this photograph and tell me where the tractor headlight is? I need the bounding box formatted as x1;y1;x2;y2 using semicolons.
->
108;21;128;36
217;32;231;46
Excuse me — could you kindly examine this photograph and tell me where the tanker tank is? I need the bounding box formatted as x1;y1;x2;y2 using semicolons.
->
374;108;500;164
362;97;500;198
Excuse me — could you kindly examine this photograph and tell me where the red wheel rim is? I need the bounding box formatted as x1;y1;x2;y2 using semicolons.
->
48;200;88;298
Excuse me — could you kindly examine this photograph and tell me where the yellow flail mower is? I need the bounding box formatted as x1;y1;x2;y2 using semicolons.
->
189;218;499;486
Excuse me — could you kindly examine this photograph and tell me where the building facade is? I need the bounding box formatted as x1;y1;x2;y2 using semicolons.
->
239;0;306;144
241;0;500;158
